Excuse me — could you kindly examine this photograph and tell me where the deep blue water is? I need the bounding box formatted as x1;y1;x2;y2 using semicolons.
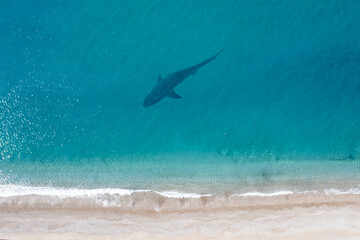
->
1;0;360;192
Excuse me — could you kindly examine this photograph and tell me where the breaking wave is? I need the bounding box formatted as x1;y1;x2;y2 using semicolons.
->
1;184;360;212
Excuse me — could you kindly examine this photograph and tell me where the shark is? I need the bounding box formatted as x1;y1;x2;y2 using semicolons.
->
143;50;223;107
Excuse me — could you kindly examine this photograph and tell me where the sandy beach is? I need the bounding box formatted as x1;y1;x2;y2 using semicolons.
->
1;193;360;240
2;0;360;239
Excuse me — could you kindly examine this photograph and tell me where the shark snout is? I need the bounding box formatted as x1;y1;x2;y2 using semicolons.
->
143;94;157;107
143;101;152;107
143;98;152;107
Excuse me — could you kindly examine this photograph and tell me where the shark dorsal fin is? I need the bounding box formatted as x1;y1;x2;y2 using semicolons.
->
157;75;163;84
167;90;182;99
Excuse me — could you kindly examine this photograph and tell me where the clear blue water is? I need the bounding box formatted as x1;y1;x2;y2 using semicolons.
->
1;0;360;194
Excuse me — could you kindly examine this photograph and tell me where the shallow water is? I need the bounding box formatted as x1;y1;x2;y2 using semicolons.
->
1;1;360;200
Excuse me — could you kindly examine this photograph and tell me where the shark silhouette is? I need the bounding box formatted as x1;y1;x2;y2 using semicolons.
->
143;50;223;107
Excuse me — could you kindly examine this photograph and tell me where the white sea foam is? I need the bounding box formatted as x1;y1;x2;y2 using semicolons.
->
235;191;294;197
1;184;360;201
0;184;210;199
1;184;360;211
158;191;212;198
323;187;360;195
0;184;144;198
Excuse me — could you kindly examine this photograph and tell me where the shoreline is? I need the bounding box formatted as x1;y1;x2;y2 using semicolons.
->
1;194;360;239
1;183;360;212
1;183;360;239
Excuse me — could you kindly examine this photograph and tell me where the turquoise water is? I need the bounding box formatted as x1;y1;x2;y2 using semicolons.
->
1;1;360;194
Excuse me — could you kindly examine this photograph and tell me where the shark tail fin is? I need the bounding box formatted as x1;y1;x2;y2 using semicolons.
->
211;49;224;60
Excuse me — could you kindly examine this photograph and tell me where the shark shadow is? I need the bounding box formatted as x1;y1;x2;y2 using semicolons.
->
143;50;223;107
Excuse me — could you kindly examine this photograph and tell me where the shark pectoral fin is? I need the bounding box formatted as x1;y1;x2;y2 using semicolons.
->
157;75;163;84
167;90;182;99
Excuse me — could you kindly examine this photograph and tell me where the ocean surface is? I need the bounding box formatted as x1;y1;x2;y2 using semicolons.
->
1;0;360;208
